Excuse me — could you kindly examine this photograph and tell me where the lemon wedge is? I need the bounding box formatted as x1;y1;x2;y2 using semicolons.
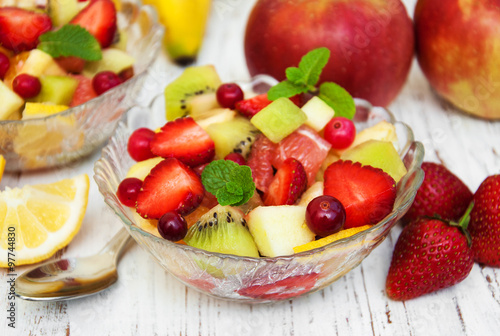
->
22;102;69;120
0;155;5;182
293;225;373;254
0;174;89;267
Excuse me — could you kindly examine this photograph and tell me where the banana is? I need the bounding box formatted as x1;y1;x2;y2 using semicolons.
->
143;0;212;65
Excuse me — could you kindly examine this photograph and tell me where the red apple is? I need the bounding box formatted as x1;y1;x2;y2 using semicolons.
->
244;0;414;107
415;0;500;120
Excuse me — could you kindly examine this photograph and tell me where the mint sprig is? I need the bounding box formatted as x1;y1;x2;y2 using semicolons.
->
267;47;355;119
201;160;255;206
38;24;102;61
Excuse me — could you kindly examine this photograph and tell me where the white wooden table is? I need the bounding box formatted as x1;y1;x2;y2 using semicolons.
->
2;0;500;335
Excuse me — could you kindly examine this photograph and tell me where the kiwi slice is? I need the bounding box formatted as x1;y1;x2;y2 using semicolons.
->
205;117;259;159
164;65;222;121
184;205;260;258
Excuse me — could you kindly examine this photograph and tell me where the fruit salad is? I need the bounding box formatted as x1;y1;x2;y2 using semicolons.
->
0;0;135;121
115;49;409;259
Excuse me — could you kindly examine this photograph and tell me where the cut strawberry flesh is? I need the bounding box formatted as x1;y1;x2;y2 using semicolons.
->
263;158;307;206
235;93;272;118
0;7;52;52
324;160;396;229
70;0;117;48
150;117;215;167
136;158;205;219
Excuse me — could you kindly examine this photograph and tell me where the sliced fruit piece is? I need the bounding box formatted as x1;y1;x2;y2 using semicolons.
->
0;174;89;267
316;149;340;182
48;0;80;26
22;103;69;120
164;65;222;121
0;80;24;120
250;97;307;143
150;117;215;167
126;157;164;181
340;120;398;155
70;74;98;107
70;0;117;48
204;116;258;159
247;134;276;194
237;273;319;300
324;160;397;229
235;93;272;118
293;225;373;253
34;76;79;105
0;155;5;181
84;48;135;76
271;125;332;186
20;49;66;78
189;92;220;120
0;7;52;52
195;109;236;130
298;181;324;207
301;96;335;132
184;205;259;258
263;158;307;206
341;140;407;183
56;56;85;74
136;158;205;219
247;205;315;257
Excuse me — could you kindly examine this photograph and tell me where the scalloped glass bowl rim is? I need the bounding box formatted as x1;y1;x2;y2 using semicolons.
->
0;1;164;126
94;75;425;263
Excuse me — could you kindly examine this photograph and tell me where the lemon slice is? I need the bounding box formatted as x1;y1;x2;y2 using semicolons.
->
0;174;89;267
0;155;5;182
22;102;69;120
293;225;373;253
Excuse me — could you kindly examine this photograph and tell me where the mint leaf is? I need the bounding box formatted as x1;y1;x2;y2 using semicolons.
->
267;80;308;101
201;160;255;206
298;47;330;86
318;82;356;119
285;67;305;84
38;24;102;61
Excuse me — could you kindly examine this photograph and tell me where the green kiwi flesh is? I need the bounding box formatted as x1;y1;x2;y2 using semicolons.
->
184;205;260;258
164;65;222;121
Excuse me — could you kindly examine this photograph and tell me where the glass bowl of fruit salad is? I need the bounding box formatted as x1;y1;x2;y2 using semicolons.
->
0;0;163;171
94;73;424;303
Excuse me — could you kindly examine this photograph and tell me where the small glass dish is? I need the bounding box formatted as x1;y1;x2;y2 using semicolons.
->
0;0;163;172
94;75;425;303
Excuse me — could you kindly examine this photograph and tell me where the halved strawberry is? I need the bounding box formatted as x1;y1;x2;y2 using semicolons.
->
70;0;117;48
150;117;215;167
0;8;52;52
263;158;307;206
324;160;396;229
235;93;272;118
136;158;205;219
70;75;98;107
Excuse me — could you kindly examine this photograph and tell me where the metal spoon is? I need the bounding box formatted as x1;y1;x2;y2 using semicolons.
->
15;228;132;301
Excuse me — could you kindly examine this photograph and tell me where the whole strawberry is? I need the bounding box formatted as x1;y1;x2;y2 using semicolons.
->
468;175;500;267
386;208;474;300
403;162;472;224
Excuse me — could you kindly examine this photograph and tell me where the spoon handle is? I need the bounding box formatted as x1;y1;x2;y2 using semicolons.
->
98;228;132;261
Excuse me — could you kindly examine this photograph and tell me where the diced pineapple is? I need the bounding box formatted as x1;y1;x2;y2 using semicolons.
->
247;205;315;257
298;182;324;206
302;96;335;132
0;81;24;120
196;109;236;129
189;93;220;119
250;97;307;143
126;157;164;180
21;49;66;77
48;0;80;26
342;120;399;155
84;48;135;76
341;140;407;182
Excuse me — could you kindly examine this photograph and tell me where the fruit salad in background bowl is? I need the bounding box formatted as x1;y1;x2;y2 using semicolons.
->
94;60;425;302
0;0;163;171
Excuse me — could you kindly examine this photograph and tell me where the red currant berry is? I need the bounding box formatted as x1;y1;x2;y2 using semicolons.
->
92;71;122;95
324;117;356;149
117;177;143;207
193;162;210;177
306;195;346;237
0;52;10;80
224;152;246;165
216;83;244;109
158;212;188;242
127;128;156;161
12;74;41;99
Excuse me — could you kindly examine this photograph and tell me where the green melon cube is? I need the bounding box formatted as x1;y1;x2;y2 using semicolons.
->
250;97;307;143
34;76;79;106
0;81;24;120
